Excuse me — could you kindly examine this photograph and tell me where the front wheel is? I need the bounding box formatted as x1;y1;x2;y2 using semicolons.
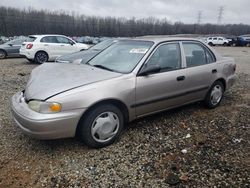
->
35;51;48;63
78;104;124;148
0;50;6;59
204;81;224;109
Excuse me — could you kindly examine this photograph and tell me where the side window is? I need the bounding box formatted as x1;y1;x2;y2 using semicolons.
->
11;39;23;45
213;37;217;40
205;49;216;63
56;36;72;44
40;36;58;43
183;43;207;67
146;43;181;72
218;38;223;41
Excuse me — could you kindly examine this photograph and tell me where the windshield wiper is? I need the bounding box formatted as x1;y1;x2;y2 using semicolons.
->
93;64;115;72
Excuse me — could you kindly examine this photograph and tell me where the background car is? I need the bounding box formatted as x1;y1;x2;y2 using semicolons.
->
206;37;229;46
20;35;90;63
0;37;29;59
231;36;250;47
55;39;121;64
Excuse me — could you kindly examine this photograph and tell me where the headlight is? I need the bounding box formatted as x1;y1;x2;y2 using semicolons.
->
28;100;62;113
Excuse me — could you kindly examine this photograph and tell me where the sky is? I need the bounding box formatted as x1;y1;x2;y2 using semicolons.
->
0;0;249;24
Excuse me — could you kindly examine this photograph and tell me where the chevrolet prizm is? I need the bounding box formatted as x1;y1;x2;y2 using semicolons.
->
12;38;237;148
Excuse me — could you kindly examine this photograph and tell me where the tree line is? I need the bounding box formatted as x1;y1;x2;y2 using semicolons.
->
0;6;250;37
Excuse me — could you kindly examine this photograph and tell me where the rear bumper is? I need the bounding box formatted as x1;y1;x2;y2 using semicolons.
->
226;74;237;90
19;48;35;59
11;91;86;139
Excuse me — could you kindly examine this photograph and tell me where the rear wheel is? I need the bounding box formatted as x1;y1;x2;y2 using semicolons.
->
208;42;213;46
78;104;124;148
204;81;224;109
35;51;48;63
0;50;6;59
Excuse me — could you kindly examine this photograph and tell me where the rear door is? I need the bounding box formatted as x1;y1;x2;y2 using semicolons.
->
135;42;188;117
40;36;61;59
181;42;217;101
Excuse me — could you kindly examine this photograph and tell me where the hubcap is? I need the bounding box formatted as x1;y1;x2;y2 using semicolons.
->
0;51;5;59
91;112;119;143
210;85;223;105
37;53;47;63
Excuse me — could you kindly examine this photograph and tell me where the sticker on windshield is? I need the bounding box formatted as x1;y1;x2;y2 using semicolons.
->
129;48;148;54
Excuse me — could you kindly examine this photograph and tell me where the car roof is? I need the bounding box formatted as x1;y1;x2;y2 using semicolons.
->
133;36;204;43
28;34;68;38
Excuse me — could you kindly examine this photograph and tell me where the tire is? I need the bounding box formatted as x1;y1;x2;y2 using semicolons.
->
35;51;48;64
78;104;124;148
223;42;227;46
0;50;6;59
208;42;213;46
204;81;224;109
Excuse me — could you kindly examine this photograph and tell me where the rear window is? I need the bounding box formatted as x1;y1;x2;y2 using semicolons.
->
27;36;37;42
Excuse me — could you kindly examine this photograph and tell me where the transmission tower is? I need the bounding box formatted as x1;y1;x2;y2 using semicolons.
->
217;6;224;24
197;11;202;24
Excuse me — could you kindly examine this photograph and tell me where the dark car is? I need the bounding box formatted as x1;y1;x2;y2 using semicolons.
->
55;39;120;64
0;38;29;59
231;36;250;47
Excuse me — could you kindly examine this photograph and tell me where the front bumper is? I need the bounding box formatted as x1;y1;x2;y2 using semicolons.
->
11;92;86;139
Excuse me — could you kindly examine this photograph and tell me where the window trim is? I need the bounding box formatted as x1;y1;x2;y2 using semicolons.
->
181;41;216;68
137;42;183;76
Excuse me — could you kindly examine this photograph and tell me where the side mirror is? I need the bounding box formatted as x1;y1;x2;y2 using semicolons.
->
8;43;13;46
138;65;161;76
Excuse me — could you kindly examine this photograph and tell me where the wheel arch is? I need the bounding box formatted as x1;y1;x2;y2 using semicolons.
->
35;50;49;59
214;78;226;90
75;99;129;135
0;49;7;56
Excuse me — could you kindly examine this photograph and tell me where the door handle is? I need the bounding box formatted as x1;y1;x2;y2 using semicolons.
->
212;69;217;73
177;76;185;81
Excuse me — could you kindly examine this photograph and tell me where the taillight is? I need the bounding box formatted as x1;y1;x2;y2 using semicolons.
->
26;43;33;49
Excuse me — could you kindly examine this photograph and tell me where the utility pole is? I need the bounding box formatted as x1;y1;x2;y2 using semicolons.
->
197;11;202;25
217;6;224;24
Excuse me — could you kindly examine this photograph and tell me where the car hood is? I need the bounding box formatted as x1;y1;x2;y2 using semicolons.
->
56;50;100;63
24;63;122;100
75;43;90;49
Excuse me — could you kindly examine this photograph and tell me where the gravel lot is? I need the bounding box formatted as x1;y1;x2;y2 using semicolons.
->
0;47;249;187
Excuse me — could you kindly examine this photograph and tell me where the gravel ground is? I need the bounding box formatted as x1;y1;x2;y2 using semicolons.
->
0;47;249;187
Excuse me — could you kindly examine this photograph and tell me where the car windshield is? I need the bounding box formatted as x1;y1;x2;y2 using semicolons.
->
87;40;153;73
91;39;115;50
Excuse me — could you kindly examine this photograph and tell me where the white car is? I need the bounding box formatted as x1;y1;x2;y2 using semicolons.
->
206;37;229;46
20;35;89;63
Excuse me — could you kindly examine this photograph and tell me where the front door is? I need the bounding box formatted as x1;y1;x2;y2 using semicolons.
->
135;42;188;117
